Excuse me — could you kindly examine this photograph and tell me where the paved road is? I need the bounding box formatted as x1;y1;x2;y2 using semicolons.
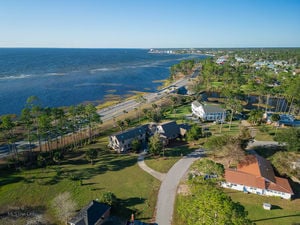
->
97;66;201;122
155;150;203;225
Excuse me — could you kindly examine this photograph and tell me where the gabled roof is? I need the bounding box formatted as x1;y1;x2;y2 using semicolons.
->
114;125;148;142
157;121;180;139
202;104;225;114
224;155;293;194
192;101;225;114
69;201;111;225
238;155;275;183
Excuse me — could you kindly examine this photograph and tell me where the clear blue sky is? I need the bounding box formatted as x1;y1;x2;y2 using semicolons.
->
1;0;299;48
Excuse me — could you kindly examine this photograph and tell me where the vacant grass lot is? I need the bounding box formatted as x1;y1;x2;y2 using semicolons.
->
0;137;160;224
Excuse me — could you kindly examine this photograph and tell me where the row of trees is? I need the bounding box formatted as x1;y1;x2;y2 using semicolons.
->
0;96;101;164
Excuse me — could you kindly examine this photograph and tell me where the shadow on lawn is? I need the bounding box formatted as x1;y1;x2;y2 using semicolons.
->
63;153;137;181
114;197;152;221
252;213;300;222
0;175;24;186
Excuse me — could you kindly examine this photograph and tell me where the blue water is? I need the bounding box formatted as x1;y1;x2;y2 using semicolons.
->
0;48;206;115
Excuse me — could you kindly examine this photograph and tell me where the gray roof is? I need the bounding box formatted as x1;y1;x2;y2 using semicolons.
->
192;100;201;107
69;201;111;225
114;125;148;142
158;121;180;139
202;104;225;114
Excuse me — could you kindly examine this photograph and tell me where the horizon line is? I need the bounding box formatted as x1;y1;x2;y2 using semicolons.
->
1;46;300;49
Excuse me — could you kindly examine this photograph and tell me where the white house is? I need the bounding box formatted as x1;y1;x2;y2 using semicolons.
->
191;101;226;122
221;155;294;200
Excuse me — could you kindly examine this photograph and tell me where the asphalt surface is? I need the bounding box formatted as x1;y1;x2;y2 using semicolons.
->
137;152;166;181
137;150;203;225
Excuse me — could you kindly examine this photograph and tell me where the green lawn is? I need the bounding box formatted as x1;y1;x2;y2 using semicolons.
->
0;139;160;224
144;143;196;173
173;186;300;225
164;104;192;121
224;189;300;225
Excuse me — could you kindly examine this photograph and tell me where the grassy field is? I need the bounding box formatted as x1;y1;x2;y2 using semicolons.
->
0;137;160;224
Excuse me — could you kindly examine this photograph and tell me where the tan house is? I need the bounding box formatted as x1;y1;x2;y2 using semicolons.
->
108;125;148;153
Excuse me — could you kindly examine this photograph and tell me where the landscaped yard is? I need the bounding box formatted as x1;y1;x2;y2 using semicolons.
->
0;138;160;224
144;144;196;173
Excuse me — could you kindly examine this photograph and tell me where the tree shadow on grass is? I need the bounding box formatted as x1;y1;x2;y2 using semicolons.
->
64;155;137;182
0;175;23;186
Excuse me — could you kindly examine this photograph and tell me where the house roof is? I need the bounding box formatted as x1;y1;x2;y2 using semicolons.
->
192;101;225;114
69;201;111;225
202;104;225;114
224;155;293;194
157;121;180;139
238;155;275;183
114;125;148;142
192;100;201;107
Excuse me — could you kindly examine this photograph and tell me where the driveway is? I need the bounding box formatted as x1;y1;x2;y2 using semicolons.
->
137;150;203;225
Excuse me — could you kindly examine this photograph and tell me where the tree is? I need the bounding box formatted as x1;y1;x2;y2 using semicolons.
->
177;185;251;225
0;114;18;160
52;192;77;224
270;113;280;123
53;151;63;164
274;128;300;152
117;120;125;132
20;108;34;157
131;138;141;153
191;159;224;178
100;191;117;206
85;148;98;164
248;109;263;125
186;124;202;143
136;94;146;124
85;104;101;143
148;133;163;156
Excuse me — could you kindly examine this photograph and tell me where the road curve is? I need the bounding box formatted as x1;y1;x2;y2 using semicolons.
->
155;150;203;225
137;153;166;181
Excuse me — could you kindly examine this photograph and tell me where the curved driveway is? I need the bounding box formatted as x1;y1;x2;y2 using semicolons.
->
138;150;203;225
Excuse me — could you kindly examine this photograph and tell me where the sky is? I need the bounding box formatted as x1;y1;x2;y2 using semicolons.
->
0;0;300;48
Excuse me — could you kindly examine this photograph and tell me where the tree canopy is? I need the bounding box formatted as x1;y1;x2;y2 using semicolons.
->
177;184;251;225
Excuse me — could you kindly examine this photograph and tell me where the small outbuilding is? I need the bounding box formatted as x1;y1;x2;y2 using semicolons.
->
263;203;272;210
